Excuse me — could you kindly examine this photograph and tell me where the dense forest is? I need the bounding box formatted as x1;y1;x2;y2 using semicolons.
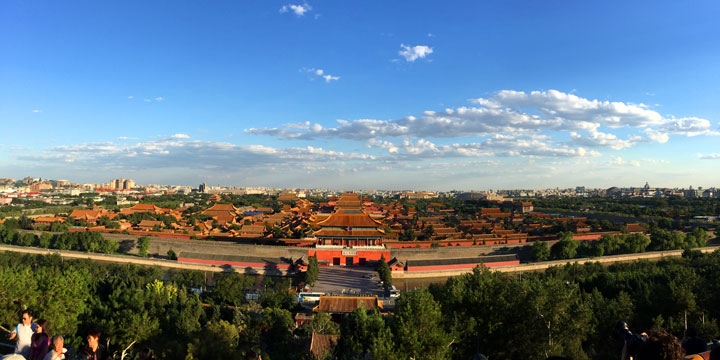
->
533;196;720;221
2;250;720;359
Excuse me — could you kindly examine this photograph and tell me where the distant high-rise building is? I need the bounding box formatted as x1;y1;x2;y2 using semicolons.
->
199;182;207;193
108;178;133;189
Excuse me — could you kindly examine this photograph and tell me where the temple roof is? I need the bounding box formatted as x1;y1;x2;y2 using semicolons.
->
313;295;382;313
310;333;339;358
316;212;383;228
204;203;238;212
313;228;385;238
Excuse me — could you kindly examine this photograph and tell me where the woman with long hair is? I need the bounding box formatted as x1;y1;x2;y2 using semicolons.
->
29;319;51;360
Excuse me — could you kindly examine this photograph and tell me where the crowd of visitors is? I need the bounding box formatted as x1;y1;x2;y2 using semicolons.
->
2;309;117;360
617;323;720;360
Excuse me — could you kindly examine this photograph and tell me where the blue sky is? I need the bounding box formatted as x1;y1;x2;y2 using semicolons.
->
1;0;719;190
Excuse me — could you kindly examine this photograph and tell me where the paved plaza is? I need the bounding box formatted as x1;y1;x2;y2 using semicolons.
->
311;266;383;296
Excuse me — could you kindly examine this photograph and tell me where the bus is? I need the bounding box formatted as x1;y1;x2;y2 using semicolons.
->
298;292;325;303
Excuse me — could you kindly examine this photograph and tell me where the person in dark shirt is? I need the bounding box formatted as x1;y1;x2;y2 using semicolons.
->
636;328;685;360
29;319;51;360
73;329;110;360
682;327;708;356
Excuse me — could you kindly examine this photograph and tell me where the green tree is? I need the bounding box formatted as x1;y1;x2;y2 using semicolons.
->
621;233;651;253
49;221;69;232
14;232;36;246
577;240;604;258
210;272;253;306
137;236;150;257
187;320;240;360
260;307;299;358
336;307;395;360
18;215;33;230
167;248;178;260
305;254;319;286
530;240;550;261
305;312;339;335
38;232;53;248
377;254;392;290
399;228;415;242
550;236;578;260
649;228;687;250
392;290;452;360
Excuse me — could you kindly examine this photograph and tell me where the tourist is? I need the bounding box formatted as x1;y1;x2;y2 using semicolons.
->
29;319;51;360
9;309;37;359
636;328;685;360
682;327;708;356
72;330;109;360
42;335;65;360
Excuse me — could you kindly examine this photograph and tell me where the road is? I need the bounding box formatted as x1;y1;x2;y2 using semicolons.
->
0;244;287;275
311;266;383;296
310;266;396;310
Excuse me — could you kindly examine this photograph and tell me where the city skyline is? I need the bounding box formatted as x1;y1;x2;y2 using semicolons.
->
2;1;719;189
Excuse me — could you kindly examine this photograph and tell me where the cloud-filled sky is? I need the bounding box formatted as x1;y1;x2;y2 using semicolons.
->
1;0;719;190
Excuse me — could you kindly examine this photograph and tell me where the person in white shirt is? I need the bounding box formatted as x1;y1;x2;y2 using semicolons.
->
9;309;37;359
42;335;65;360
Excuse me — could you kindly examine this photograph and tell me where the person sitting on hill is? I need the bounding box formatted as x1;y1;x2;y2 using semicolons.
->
29;319;51;360
682;327;708;356
42;335;65;360
72;330;109;360
636;328;685;360
9;309;37;359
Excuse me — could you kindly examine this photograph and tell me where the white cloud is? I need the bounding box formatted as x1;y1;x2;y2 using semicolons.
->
644;129;670;144
368;136;599;160
170;133;191;139
127;96;134;99
155;97;164;101
398;44;433;62
247;89;713;149
280;3;311;16
367;139;399;153
303;68;340;83
608;156;641;167
654;117;719;137
485;89;665;128
569;129;637;150
32;109;41;113
17;138;375;172
698;153;720;160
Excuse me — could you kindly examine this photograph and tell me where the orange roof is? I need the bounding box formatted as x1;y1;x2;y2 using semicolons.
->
69;209;103;219
626;223;649;233
33;216;65;223
138;220;163;227
313;296;382;313
317;213;383;228
133;204;162;211
204;203;238;211
313;229;385;237
310;333;339;358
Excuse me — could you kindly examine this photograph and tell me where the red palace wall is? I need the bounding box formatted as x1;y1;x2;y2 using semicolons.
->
406;260;520;272
309;249;391;267
384;239;526;248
